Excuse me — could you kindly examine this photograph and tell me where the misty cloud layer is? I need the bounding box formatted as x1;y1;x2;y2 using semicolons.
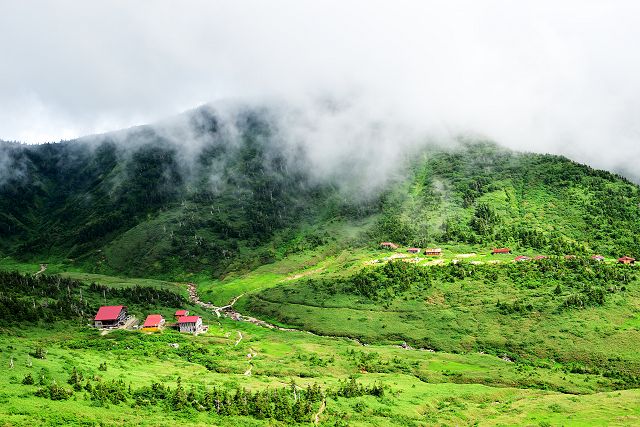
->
1;1;639;180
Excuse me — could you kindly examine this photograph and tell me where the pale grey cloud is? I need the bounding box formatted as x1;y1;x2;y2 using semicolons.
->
0;1;639;179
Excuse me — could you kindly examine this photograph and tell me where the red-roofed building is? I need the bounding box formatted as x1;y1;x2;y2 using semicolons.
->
142;314;165;331
407;248;421;254
94;305;127;329
175;310;189;320
177;315;203;334
591;255;605;261
424;248;442;256
618;256;636;265
515;256;531;262
492;248;511;255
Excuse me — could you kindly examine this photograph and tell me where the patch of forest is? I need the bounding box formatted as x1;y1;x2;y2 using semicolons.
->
0;271;186;325
282;258;637;311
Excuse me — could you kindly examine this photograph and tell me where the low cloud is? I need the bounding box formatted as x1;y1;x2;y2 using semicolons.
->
0;1;639;181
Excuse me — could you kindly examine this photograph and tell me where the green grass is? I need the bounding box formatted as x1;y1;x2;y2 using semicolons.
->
0;257;187;295
2;319;640;426
243;259;640;381
1;258;640;425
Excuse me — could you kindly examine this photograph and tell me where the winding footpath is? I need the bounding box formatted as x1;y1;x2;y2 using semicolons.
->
314;399;326;426
35;264;47;276
185;282;366;345
243;365;252;376
187;282;300;331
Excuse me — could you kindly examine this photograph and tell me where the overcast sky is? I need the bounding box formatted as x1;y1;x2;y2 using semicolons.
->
1;1;639;177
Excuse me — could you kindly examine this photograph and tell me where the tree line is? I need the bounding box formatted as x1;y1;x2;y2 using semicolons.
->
0;271;186;325
23;365;387;424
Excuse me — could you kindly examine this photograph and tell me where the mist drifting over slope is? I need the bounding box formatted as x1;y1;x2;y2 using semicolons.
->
1;1;639;181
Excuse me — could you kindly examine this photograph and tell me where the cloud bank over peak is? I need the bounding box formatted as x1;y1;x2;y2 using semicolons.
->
0;1;639;180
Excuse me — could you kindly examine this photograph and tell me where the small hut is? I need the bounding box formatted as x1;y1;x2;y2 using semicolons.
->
618;256;636;265
407;248;421;254
175;310;189;320
492;248;511;255
424;248;442;256
142;314;165;331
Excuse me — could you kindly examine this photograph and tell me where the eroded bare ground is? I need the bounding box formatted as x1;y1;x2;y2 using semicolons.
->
280;268;325;282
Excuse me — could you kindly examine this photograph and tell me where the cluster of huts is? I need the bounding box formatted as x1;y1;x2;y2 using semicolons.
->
93;306;206;335
490;248;635;264
380;242;636;264
380;242;442;256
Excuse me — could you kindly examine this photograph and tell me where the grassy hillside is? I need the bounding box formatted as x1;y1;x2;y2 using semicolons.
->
2;109;640;425
243;258;640;382
2;304;640;426
375;142;640;257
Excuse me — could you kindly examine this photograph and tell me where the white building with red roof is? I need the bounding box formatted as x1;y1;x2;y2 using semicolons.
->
94;305;127;329
177;315;203;334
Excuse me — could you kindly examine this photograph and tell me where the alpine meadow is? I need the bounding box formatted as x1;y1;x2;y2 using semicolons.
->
2;2;640;426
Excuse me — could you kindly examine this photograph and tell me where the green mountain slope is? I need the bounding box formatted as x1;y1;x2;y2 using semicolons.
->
1;107;639;282
2;108;640;426
376;142;640;256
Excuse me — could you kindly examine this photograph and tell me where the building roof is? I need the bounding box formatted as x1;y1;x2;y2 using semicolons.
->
142;314;164;328
175;310;189;316
380;242;398;248
534;255;548;260
493;248;511;254
424;248;442;252
177;315;201;324
515;256;531;261
95;305;125;321
619;256;636;262
592;255;605;260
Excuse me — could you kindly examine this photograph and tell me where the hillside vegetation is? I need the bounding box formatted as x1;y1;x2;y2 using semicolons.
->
244;258;640;383
2;107;640;425
1;268;640;426
1;107;639;281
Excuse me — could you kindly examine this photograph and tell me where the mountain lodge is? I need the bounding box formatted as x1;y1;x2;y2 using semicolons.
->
142;314;165;331
177;315;203;334
94;305;127;329
492;248;511;255
407;248;421;254
424;248;442;256
618;256;636;265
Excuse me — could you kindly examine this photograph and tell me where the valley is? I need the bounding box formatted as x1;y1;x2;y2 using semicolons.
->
1;246;640;426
